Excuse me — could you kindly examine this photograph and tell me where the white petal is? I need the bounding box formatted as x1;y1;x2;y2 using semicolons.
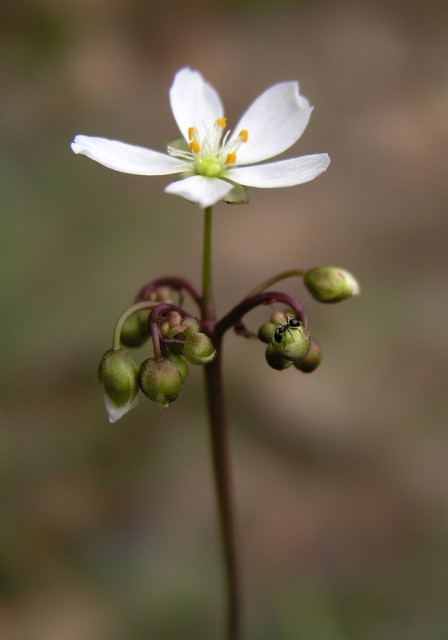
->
164;175;234;208
169;68;224;142
225;154;330;188
71;135;187;175
104;394;139;423
231;82;313;165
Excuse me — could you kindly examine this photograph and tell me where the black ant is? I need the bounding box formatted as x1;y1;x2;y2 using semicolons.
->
273;314;302;343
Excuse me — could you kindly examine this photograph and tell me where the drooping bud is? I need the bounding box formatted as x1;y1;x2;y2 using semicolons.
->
167;351;189;383
182;333;217;365
175;316;200;338
294;338;322;373
265;344;294;371
159;310;184;338
148;286;176;304
304;267;360;303
258;322;277;344
120;310;150;347
98;349;139;423
138;358;183;407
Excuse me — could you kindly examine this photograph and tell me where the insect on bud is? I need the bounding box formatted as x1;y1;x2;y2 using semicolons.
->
304;267;360;303
271;316;311;361
98;349;139;423
138;357;183;407
182;333;217;365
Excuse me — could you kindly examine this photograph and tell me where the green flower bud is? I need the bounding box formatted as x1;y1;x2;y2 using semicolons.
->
258;322;276;344
270;309;292;324
159;310;184;338
120;310;150;347
175;316;200;338
265;344;293;371
148;286;176;304
294;338;322;373
138;358;183;407
272;321;311;361
304;267;360;303
183;333;217;365
167;351;189;383
98;349;139;423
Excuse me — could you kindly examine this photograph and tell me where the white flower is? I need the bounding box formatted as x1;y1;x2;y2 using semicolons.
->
71;67;330;208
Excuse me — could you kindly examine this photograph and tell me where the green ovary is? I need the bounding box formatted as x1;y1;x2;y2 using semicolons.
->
197;156;224;177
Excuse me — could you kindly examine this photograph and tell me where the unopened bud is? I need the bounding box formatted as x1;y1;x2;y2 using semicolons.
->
294;338;322;373
258;322;276;344
265;344;293;371
259;310;296;344
175;316;200;338
120;310;150;347
98;349;139;423
271;309;293;324
271;323;311;360
159;310;184;338
272;321;311;361
167;351;189;383
148;286;176;304
138;358;182;407
183;333;217;365
304;267;360;303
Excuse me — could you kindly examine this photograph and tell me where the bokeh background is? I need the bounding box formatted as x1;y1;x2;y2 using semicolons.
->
1;0;447;638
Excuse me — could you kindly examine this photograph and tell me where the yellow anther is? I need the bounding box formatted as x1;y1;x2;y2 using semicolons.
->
216;118;227;129
189;140;200;154
238;129;249;143
188;126;198;141
225;152;237;165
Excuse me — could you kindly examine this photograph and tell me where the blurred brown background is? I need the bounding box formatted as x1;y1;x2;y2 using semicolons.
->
1;0;447;638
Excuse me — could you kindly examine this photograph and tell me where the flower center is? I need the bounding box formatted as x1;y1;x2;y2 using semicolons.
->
168;118;248;178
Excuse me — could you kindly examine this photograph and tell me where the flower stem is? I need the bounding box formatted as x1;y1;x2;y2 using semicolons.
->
202;206;216;324
201;206;242;640
244;268;306;298
204;341;241;640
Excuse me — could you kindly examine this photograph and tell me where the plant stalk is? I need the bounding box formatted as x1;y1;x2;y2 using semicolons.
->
201;206;242;640
204;343;241;640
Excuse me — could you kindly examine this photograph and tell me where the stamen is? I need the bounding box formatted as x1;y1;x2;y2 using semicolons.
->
189;140;200;154
216;118;227;129
188;126;198;141
225;152;237;165
238;129;249;143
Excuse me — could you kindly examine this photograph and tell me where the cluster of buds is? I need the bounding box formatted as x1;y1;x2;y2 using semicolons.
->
258;266;359;373
119;286;176;348
97;266;359;421
98;287;217;422
258;310;321;373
